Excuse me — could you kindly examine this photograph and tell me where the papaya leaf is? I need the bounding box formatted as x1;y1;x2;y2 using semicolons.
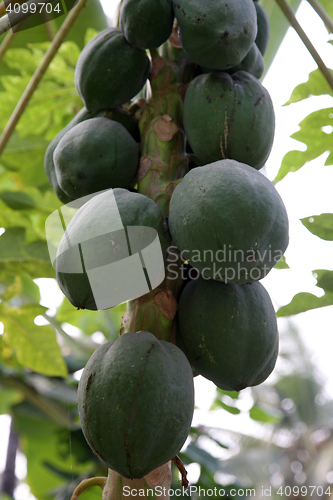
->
210;400;241;415
274;255;289;269
261;0;302;76
181;443;220;473
313;269;333;293
84;28;99;45
0;274;41;305
301;213;333;240
0;275;23;302
0;387;23;414
284;69;333;105
1;304;67;377
249;405;281;424
12;414;93;499
0;191;37;210
275;108;333;182
316;0;333;28
56;298;125;341
0;43;82;141
276;291;333;316
0;228;53;278
216;388;239;399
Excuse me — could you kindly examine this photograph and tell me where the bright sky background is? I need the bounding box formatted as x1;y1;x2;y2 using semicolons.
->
1;1;333;497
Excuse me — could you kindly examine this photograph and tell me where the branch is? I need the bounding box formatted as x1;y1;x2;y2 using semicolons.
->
306;0;333;33
0;0;90;158
275;0;333;91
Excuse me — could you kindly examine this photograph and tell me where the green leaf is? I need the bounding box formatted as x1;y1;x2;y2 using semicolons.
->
0;43;82;141
56;298;125;341
249;405;281;424
0;191;37;210
275;108;333;182
314;269;333;293
316;0;333;29
84;28;99;45
301;213;333;240
277;291;333;316
182;443;220;473
274;255;290;269
210;399;241;415
0;387;23;414
12;413;93;499
261;0;303;76
215;388;239;399
0;228;53;278
1;304;67;377
284;69;333;105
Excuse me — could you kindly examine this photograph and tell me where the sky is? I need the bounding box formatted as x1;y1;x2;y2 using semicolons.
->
1;0;333;497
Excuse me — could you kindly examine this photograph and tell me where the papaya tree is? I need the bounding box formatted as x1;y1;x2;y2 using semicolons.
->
0;0;332;499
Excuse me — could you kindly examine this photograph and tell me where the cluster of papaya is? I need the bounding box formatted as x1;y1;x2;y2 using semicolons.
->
44;0;289;483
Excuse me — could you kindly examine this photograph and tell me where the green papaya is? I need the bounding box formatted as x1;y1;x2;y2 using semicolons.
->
77;331;194;478
44;106;140;203
75;28;151;112
254;2;270;56
53;117;139;199
173;0;257;70
120;0;174;49
56;188;171;310
168;160;289;283
183;70;275;169
44;108;102;204
177;277;279;391
201;43;264;79
227;43;264;79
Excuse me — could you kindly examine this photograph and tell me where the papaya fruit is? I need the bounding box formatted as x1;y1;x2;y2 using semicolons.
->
44;107;97;204
44;107;140;203
53;117;139;199
120;0;174;49
56;188;171;310
77;331;194;478
254;2;270;56
227;43;264;79
183;70;275;169
176;277;279;391
168;159;289;283
201;43;264;79
75;28;150;112
173;0;257;70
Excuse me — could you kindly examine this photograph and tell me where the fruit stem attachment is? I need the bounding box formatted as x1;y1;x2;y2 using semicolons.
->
70;477;107;500
275;0;333;91
171;456;189;488
0;0;90;157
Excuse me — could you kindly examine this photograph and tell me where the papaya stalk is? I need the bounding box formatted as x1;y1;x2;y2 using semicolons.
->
115;50;191;499
120;49;189;344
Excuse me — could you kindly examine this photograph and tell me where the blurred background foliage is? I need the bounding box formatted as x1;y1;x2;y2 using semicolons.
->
0;0;332;498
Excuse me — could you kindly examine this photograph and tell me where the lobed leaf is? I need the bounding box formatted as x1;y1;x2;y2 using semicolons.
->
275;108;333;182
301;213;333;240
1;304;67;377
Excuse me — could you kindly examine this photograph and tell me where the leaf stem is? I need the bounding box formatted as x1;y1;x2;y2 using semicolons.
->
275;0;333;91
0;24;19;64
306;0;333;33
0;0;90;158
70;477;107;500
